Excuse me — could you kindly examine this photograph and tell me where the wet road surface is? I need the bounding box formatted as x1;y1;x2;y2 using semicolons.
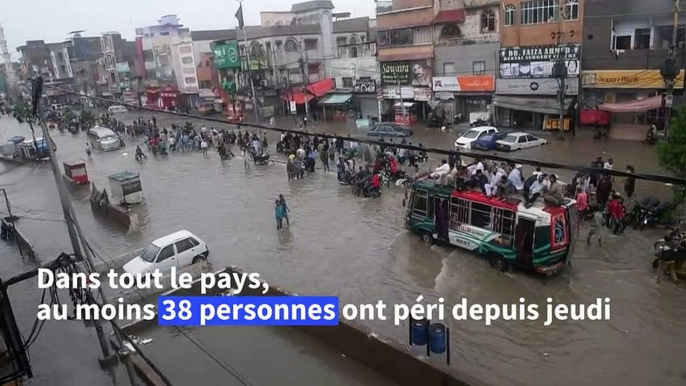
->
1;113;685;386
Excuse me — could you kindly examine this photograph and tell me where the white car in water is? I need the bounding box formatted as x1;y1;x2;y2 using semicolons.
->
123;230;209;275
454;126;498;149
496;132;548;151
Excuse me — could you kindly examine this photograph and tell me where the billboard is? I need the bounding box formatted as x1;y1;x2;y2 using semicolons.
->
116;62;130;73
432;76;495;92
214;42;241;69
499;44;580;79
380;59;432;87
581;70;685;89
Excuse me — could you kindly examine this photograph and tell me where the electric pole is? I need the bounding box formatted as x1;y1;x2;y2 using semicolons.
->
28;78;138;385
551;0;576;140
662;0;682;138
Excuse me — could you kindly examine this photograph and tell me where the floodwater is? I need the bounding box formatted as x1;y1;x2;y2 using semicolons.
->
1;112;685;386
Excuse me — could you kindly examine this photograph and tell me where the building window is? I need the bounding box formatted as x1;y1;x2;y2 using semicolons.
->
184;77;197;84
181;57;193;65
350;35;358;44
481;9;496;32
160;32;170;36
336;37;347;47
565;0;579;21
350;46;358;58
504;5;516;26
57;52;64;61
183;68;195;74
304;39;318;50
473;61;486;75
342;77;354;87
521;0;559;25
614;35;632;50
655;26;686;49
288;68;300;75
284;39;299;52
634;28;651;49
440;24;462;38
377;28;414;47
443;62;455;75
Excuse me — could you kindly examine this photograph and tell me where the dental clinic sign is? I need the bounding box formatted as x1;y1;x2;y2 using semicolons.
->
214;41;241;69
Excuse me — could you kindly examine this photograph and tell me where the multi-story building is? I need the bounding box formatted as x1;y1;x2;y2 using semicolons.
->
322;40;380;120
232;8;369;116
432;0;500;120
135;15;192;108
98;32;137;98
190;29;236;107
581;0;685;138
494;0;583;131
376;0;436;123
261;0;335;26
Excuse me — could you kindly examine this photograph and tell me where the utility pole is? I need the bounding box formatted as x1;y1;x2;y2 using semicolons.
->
551;0;575;140
298;44;310;119
28;78;138;385
237;0;260;124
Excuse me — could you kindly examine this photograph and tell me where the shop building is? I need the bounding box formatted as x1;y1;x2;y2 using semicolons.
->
320;40;380;122
494;0;584;130
376;0;435;124
581;0;686;139
432;0;500;120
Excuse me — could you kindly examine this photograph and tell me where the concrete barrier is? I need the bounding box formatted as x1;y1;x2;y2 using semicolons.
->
1;217;37;261
120;266;489;386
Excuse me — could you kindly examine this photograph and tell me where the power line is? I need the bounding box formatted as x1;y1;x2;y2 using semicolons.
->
43;83;686;186
83;241;252;386
0;162;42;187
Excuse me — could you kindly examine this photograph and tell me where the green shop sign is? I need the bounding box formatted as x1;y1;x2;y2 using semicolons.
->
214;42;241;69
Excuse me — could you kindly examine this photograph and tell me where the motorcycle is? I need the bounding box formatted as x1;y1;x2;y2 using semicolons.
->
652;227;686;279
253;153;271;166
641;201;671;231
632;197;660;230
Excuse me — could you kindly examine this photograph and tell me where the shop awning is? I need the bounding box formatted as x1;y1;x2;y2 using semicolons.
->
598;96;662;113
434;10;466;23
493;95;574;115
377;45;434;62
282;78;335;104
318;94;353;105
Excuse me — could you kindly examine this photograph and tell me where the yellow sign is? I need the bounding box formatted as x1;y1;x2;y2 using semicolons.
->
543;116;571;132
582;70;685;89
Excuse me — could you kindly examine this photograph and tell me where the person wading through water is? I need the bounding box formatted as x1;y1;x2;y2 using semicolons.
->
279;194;291;226
275;200;284;230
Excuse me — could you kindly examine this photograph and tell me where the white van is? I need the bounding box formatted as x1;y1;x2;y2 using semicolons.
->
123;230;209;274
108;105;128;114
87;126;122;151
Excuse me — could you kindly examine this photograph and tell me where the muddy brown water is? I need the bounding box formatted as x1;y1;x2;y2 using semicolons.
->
1;113;685;386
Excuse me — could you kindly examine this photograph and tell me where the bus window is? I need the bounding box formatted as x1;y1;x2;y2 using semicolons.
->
450;197;470;229
470;202;492;229
412;189;428;217
492;208;515;247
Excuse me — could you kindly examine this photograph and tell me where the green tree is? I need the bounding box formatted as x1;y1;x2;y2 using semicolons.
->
657;106;686;204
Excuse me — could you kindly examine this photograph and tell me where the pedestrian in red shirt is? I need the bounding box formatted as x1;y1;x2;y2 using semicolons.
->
371;172;381;189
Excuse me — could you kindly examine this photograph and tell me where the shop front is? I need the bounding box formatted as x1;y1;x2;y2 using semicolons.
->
432;75;495;121
494;44;581;130
581;69;685;131
379;58;433;124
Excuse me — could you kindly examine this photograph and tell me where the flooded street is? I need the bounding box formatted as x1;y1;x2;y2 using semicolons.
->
1;112;685;386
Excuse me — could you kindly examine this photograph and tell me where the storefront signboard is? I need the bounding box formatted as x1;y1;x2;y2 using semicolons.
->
495;78;579;95
413;87;432;101
214;41;241;69
432;75;495;92
499;44;580;79
581;70;685;89
380;60;433;87
383;87;414;100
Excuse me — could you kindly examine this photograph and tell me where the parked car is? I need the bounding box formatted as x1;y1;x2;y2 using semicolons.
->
367;123;413;137
496;132;548;151
123;230;209;275
471;132;509;151
454;126;498;149
108;105;128;114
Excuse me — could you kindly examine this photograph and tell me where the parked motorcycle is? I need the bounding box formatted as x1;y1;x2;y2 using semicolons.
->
652;226;686;279
641;201;672;231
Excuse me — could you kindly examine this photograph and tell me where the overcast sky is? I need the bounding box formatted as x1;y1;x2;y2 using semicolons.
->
1;0;375;63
